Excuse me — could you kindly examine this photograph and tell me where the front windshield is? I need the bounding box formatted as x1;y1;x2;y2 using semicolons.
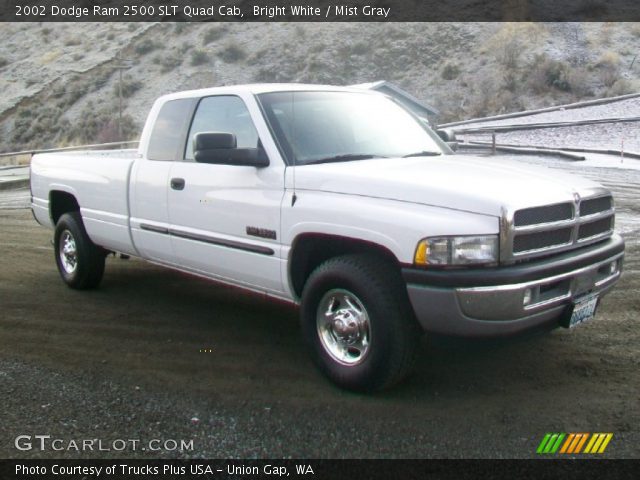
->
258;91;446;165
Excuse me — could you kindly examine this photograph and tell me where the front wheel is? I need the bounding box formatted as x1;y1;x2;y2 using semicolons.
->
301;254;421;392
54;212;106;289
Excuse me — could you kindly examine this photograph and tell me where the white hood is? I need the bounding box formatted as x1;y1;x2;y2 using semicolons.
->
292;155;604;217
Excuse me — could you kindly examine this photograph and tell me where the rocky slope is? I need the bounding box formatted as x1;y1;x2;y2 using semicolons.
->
0;22;639;151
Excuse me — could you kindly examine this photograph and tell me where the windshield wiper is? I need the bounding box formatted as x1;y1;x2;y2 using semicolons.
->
303;154;388;165
402;150;442;158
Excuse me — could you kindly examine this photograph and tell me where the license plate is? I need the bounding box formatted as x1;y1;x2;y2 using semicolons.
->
569;294;599;328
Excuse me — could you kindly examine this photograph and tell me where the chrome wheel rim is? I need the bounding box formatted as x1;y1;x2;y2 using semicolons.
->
316;289;371;366
59;230;78;274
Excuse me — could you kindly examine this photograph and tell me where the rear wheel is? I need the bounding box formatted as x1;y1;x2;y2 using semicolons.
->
54;212;105;289
301;254;421;392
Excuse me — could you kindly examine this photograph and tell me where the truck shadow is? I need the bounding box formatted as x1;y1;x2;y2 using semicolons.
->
83;257;572;404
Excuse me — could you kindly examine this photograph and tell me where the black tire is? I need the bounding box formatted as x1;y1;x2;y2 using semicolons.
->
54;212;106;289
301;254;421;392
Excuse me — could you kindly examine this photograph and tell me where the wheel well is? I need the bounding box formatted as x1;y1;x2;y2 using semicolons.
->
289;234;400;299
50;191;80;225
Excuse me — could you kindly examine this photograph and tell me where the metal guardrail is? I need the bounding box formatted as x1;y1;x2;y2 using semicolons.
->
451;116;640;135
0;141;139;159
439;92;640;128
462;140;640;160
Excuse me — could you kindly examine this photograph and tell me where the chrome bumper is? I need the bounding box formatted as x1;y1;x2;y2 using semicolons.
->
403;235;624;337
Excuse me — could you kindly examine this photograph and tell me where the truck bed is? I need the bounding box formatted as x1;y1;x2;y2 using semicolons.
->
31;149;139;255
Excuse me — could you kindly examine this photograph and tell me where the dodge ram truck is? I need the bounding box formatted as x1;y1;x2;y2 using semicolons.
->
30;84;625;391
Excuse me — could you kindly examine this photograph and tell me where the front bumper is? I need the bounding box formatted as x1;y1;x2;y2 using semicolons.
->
403;234;625;337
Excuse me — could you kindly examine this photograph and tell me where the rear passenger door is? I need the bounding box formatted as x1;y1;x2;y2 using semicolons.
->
167;94;285;294
130;98;195;262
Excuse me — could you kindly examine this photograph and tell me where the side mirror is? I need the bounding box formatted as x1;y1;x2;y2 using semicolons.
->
193;132;269;167
195;132;237;150
436;128;458;152
436;128;456;142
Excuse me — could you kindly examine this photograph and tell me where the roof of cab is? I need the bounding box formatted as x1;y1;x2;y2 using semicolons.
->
158;83;379;102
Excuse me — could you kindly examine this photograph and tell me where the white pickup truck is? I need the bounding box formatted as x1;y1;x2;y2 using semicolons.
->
31;84;625;391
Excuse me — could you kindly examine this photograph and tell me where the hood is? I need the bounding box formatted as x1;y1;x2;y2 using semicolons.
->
291;155;604;217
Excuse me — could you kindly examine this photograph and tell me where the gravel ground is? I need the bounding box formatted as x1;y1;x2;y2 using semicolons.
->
0;187;29;209
1;154;639;459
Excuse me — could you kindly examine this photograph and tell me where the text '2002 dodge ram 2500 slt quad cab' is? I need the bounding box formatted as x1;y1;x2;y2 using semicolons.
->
31;84;625;391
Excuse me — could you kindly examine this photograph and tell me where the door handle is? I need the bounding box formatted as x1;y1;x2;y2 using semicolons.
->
170;178;185;190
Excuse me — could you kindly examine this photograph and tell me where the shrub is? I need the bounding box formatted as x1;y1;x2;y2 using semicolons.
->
596;51;620;68
528;54;574;93
203;26;227;45
134;39;158;56
595;51;621;88
64;105;138;144
607;78;636;96
545;61;572;91
600;68;621;88
386;26;409;40
502;71;518;92
0;57;8;68
254;65;284;83
190;49;209;66
115;76;143;98
441;63;460;80
65;37;81;47
350;41;370;56
155;54;183;73
219;42;246;63
496;37;524;70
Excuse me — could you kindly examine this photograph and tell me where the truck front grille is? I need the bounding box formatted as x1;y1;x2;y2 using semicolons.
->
513;227;573;253
578;216;614;240
580;196;613;217
506;193;614;262
513;203;573;227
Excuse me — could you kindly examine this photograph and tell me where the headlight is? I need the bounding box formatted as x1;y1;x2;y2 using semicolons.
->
414;235;499;266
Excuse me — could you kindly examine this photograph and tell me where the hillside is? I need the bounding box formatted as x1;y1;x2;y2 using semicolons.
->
1;22;639;152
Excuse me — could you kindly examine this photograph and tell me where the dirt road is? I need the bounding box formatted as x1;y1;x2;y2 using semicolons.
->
1;156;638;459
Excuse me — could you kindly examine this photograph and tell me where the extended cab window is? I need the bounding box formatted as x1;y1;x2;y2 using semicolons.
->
185;96;259;161
147;99;194;161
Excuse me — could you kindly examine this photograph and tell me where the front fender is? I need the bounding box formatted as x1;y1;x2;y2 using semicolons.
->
282;190;499;265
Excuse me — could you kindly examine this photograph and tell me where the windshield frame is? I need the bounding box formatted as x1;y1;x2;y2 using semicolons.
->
255;90;451;167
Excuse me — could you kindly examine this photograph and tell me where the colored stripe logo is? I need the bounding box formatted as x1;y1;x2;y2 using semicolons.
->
537;433;613;454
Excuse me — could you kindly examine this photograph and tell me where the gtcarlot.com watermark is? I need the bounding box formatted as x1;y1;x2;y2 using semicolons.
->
15;435;194;453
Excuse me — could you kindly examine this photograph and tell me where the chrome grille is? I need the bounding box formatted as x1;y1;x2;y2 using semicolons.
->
504;192;615;262
513;227;573;253
580;196;613;217
513;203;573;227
578;216;614;240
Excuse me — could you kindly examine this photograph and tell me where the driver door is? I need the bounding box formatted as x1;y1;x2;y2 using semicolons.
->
167;95;284;294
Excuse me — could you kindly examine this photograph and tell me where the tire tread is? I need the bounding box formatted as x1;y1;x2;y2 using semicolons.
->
302;253;420;391
54;211;105;290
